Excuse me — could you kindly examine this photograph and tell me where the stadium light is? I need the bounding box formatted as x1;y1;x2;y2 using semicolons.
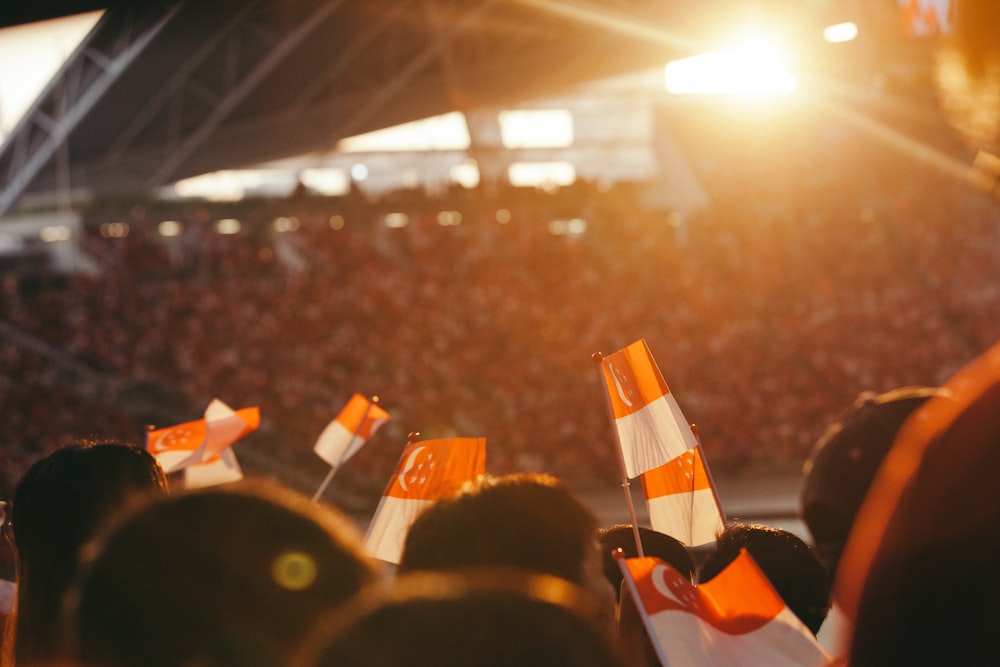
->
40;225;73;242
665;32;797;96
99;222;129;239
383;212;409;229
216;218;241;235
158;220;183;237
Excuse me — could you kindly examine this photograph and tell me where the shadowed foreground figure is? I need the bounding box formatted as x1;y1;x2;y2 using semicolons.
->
837;341;1000;667
292;568;624;667
66;480;381;667
4;440;168;666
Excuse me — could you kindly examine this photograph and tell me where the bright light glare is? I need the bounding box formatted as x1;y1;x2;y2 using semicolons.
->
300;168;349;196
273;216;300;232
499;109;574;148
174;171;248;201
216;218;241;235
823;22;858;43
450;160;480;188
338;111;471;152
40;225;73;242
383;212;409;229
350;163;368;181
508;162;576;189
158;220;183;237
665;41;797;96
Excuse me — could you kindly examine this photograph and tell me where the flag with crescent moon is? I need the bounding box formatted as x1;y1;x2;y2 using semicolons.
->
600;339;698;478
363;436;486;563
146;399;259;474
618;550;830;667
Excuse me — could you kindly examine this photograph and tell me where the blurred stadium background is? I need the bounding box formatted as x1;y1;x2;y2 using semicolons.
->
1;0;997;530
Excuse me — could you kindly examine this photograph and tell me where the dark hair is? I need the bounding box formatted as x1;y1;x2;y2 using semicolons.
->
800;386;946;575
67;479;380;667
8;440;168;665
293;569;624;667
598;524;694;600
698;522;829;635
398;473;599;585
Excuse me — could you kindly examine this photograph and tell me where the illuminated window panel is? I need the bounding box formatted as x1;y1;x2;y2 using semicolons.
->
338;112;471;152
499;109;574;148
508;162;576;189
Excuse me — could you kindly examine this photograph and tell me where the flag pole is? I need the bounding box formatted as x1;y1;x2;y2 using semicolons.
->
691;424;727;526
593;352;645;558
312;395;378;503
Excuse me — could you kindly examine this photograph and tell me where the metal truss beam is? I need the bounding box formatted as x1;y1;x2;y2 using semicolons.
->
0;5;179;218
140;0;346;188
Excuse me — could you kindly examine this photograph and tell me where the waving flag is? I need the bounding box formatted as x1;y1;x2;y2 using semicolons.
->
618;550;830;667
642;448;724;547
183;448;243;489
313;394;390;466
364;437;486;563
600;339;698;478
146;399;259;473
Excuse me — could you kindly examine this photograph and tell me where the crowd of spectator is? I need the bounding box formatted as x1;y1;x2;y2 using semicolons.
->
1;105;998;509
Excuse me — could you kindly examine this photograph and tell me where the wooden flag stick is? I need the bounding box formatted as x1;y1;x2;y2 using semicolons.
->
593;351;644;558
312;395;378;503
691;424;727;526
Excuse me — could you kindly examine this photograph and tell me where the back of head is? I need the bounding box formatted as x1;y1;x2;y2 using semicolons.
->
68;479;380;667
698;522;830;635
598;524;694;600
10;439;168;665
399;473;598;585
800;386;945;575
837;342;1000;667
293;569;624;667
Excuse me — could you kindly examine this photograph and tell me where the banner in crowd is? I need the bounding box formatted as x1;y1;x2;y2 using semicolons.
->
364;436;486;563
146;399;259;474
599;338;698;478
641;447;725;547
183;448;243;489
313;394;390;466
618;550;830;667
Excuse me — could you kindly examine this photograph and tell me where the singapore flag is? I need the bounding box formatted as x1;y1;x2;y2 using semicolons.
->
363;436;486;564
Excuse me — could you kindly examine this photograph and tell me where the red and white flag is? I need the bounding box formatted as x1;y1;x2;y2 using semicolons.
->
363;436;486;564
600;339;698;478
619;550;831;667
642;448;724;547
146;399;259;474
183;448;243;489
313;394;390;466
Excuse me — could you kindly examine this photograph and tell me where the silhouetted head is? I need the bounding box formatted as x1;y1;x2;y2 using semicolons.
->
67;479;381;667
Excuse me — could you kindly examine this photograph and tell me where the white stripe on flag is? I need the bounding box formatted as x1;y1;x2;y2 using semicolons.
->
616;393;699;477
313;421;365;467
645;605;829;667
363;495;435;564
648;487;724;547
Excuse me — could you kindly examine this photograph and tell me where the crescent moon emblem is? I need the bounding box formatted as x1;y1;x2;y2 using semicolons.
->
609;362;633;407
397;446;426;492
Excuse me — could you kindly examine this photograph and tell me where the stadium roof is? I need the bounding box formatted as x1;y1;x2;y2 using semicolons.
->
0;0;911;216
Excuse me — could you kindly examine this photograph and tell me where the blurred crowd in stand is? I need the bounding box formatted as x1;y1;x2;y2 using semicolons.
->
1;109;998;506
